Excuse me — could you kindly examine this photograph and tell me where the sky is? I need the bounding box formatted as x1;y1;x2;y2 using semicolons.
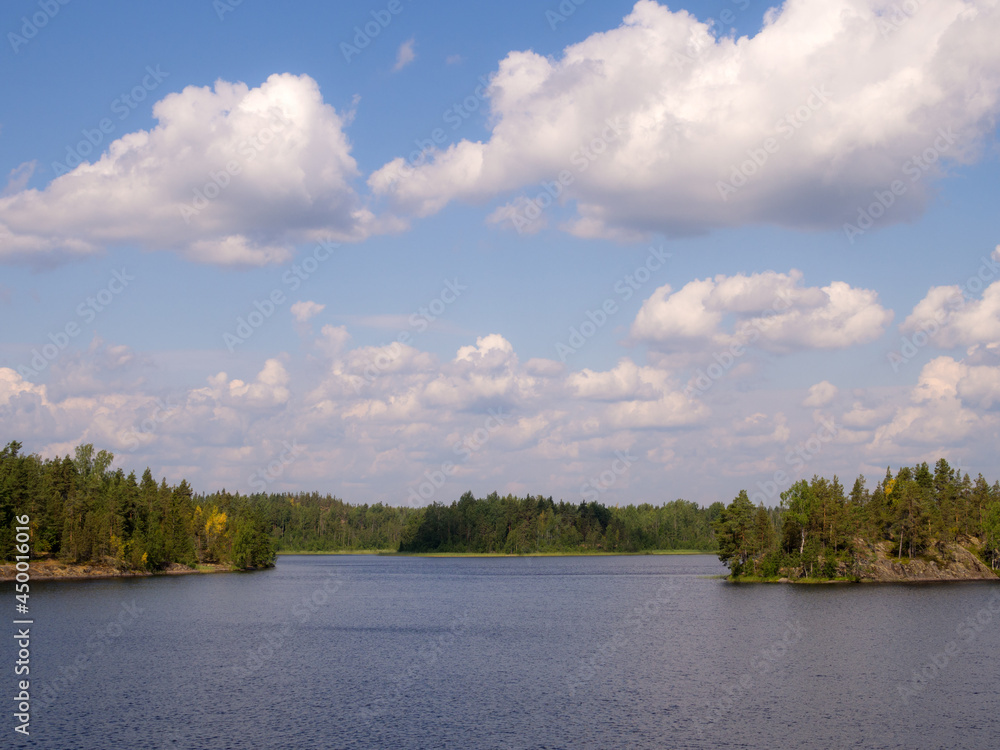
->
1;0;999;508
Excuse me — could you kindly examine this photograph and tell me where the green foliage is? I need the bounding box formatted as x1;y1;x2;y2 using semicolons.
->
718;460;1000;580
712;490;756;576
10;439;995;583
0;440;275;571
391;493;718;554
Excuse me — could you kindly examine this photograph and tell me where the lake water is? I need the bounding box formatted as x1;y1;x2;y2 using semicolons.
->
13;554;1000;749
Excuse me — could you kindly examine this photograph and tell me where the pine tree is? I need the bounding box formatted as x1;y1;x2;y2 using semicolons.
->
713;490;756;576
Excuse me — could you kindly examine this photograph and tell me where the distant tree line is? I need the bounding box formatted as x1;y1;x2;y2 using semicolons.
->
714;459;1000;579
0;441;274;570
393;491;722;553
265;492;416;551
230;491;724;554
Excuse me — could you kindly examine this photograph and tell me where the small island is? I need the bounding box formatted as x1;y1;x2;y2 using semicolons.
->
713;459;1000;583
0;441;276;581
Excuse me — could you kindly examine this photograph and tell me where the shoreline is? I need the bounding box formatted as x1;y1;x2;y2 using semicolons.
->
725;575;1000;585
0;559;237;583
3;550;718;581
723;540;1000;585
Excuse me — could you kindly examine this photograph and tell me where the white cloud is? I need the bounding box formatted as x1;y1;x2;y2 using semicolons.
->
0;74;377;267
315;324;351;358
369;0;1000;238
803;381;838;407
631;269;892;353
455;333;515;368
901;247;1000;347
2;162;35;197
198;359;291;410
958;364;1000;409
841;399;894;430
486;197;549;234
568;358;669;401
393;38;417;72
291;300;326;323
3;316;997;506
870;357;996;449
0;366;45;407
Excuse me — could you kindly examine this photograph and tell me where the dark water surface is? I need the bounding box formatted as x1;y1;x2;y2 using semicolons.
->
13;554;1000;749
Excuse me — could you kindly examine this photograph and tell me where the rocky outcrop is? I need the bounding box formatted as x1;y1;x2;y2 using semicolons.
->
855;538;998;582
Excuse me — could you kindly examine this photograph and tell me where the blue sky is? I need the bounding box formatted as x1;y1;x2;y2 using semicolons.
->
2;0;999;506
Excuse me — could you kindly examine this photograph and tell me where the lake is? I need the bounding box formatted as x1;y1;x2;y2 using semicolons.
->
15;554;1000;749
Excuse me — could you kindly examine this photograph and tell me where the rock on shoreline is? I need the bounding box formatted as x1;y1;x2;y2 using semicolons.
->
857;538;999;582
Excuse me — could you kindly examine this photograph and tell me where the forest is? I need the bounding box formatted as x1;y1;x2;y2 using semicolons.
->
713;459;1000;580
8;439;999;577
230;490;722;554
0;441;275;571
1;439;722;566
393;491;721;553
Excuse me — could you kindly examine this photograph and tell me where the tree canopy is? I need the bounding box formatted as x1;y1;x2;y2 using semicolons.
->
1;440;274;570
714;460;1000;579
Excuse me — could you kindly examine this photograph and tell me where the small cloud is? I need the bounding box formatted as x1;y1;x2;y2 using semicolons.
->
2;161;36;197
445;54;463;65
291;300;326;323
393;38;416;72
803;381;838;408
486;196;548;235
316;324;351;358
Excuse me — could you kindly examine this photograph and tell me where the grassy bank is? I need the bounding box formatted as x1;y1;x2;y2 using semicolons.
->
276;549;396;555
